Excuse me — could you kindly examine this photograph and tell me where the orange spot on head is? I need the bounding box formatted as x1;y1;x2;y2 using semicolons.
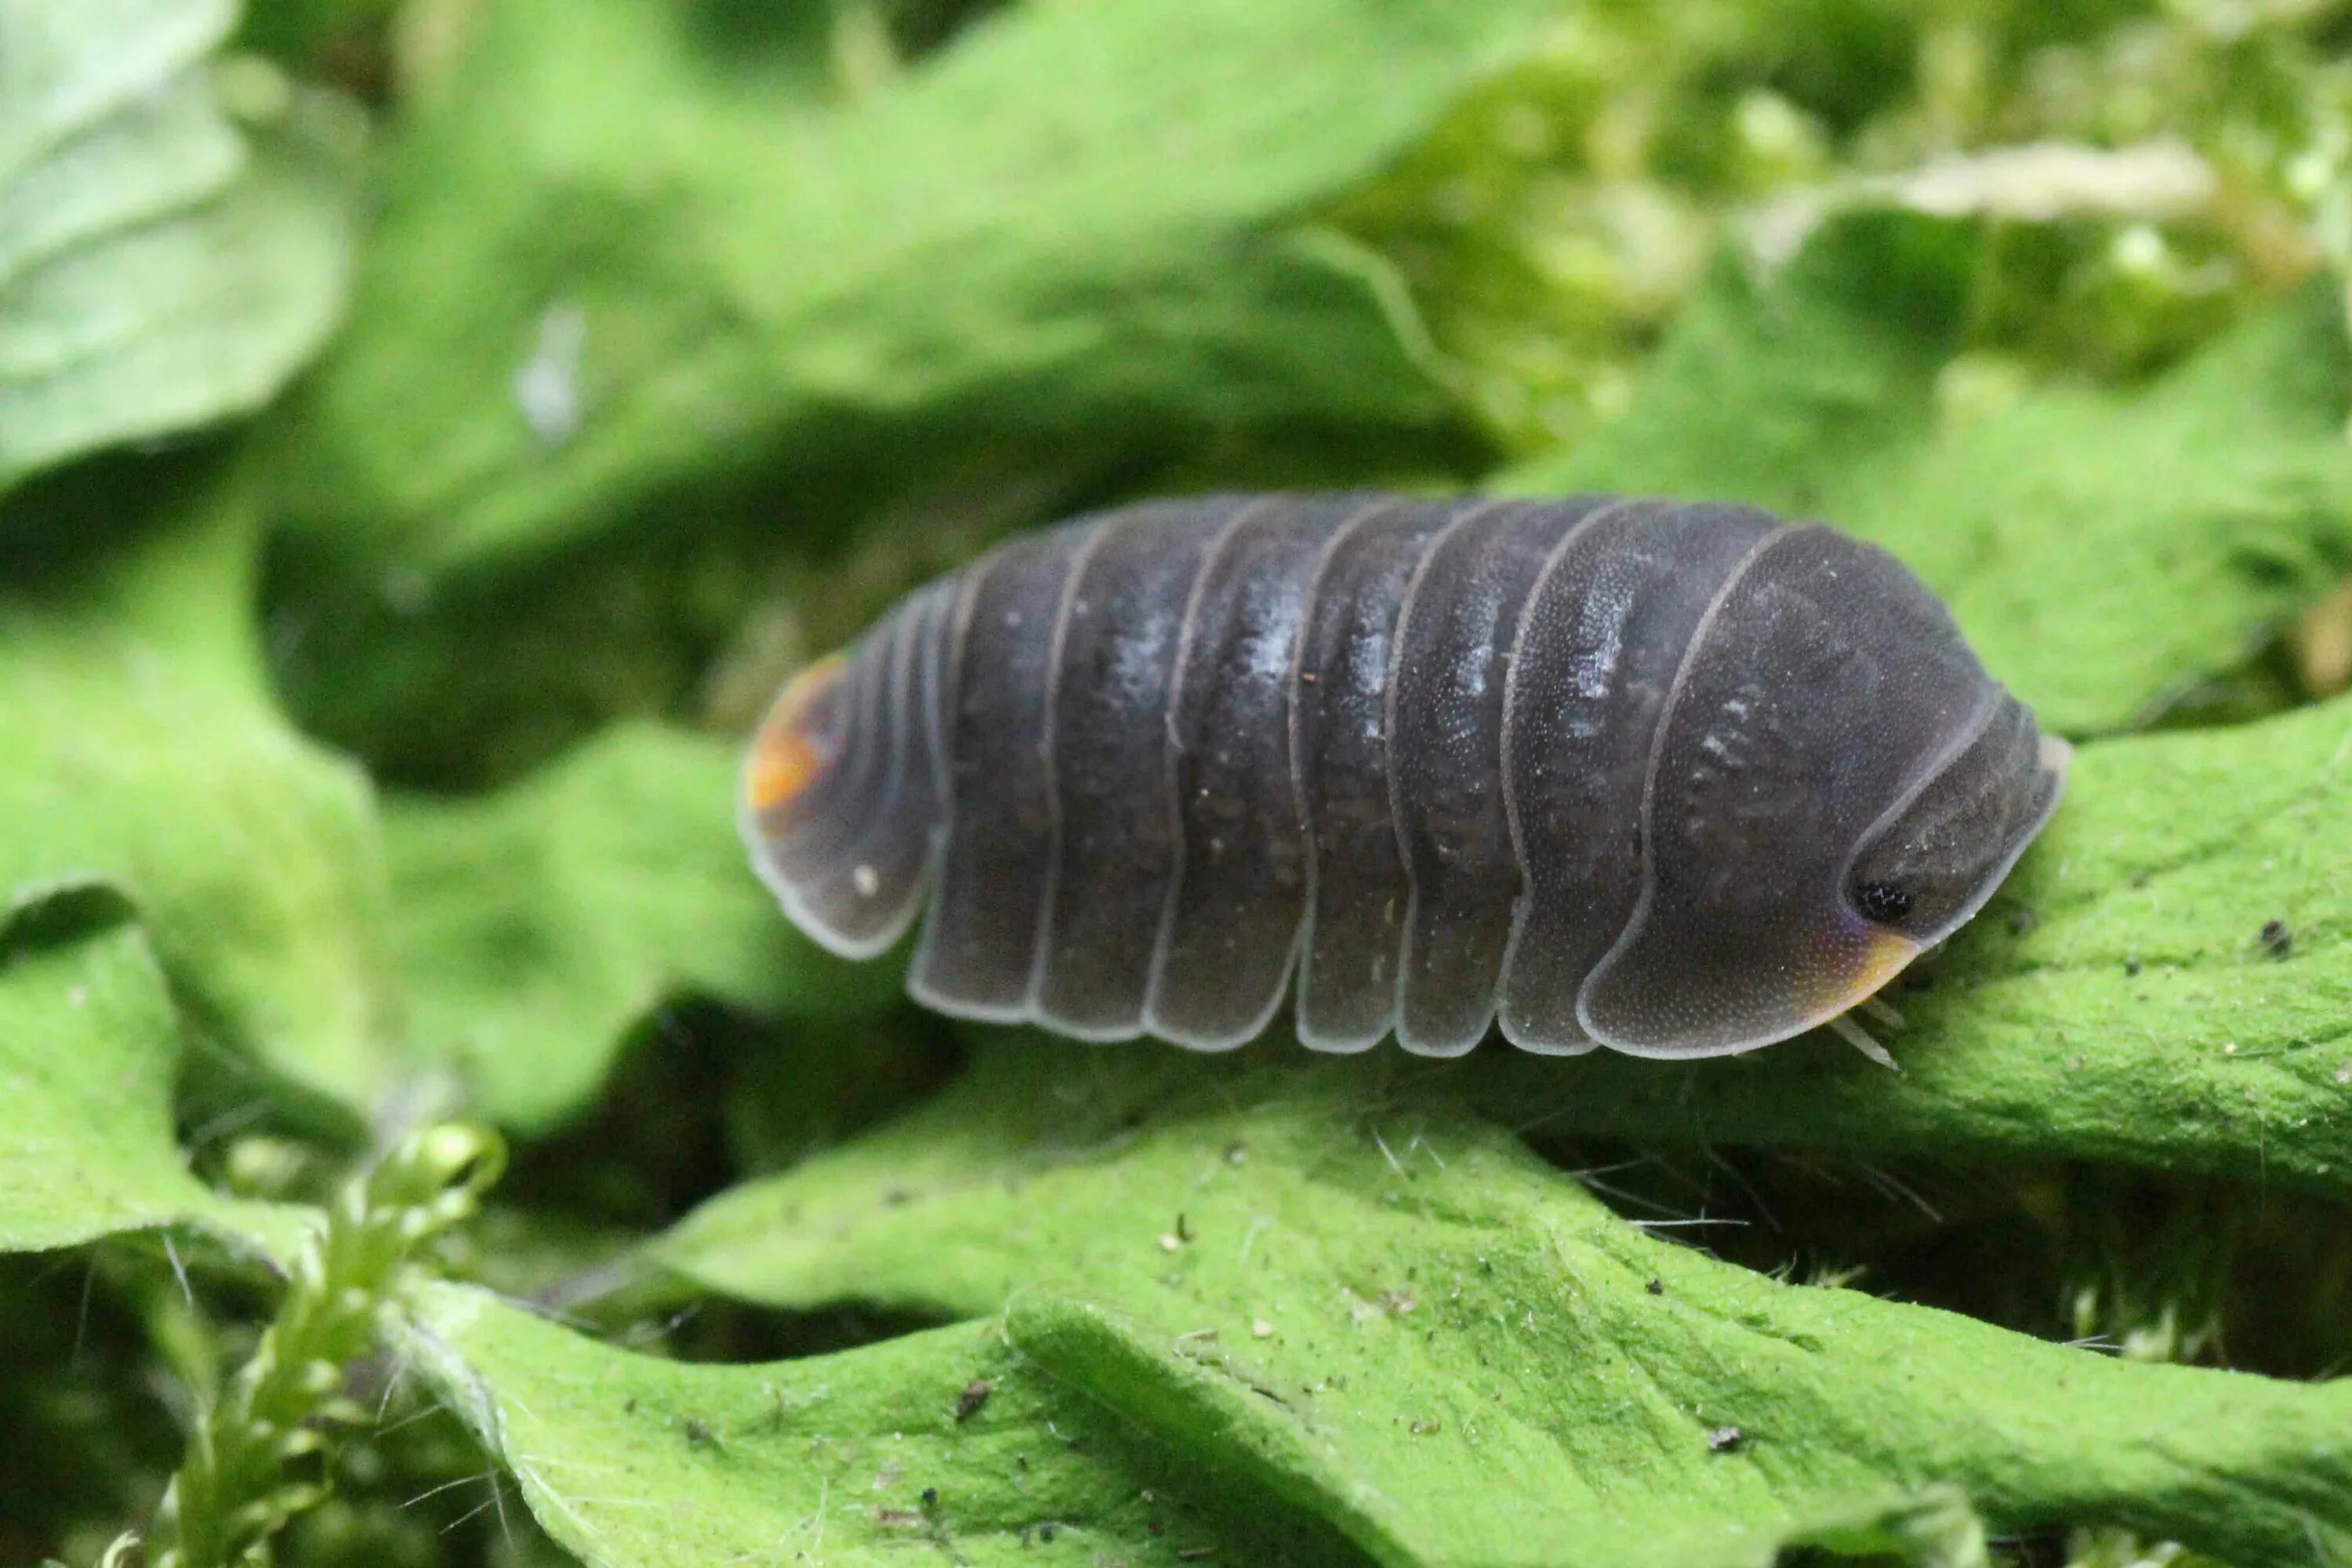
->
748;731;822;815
1823;930;1920;1018
746;655;845;815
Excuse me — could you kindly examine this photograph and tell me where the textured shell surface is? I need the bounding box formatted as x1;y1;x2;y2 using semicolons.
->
741;494;2069;1058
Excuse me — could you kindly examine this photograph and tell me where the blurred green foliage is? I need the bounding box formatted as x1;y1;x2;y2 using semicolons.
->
1338;0;2352;455
3;2;2352;1566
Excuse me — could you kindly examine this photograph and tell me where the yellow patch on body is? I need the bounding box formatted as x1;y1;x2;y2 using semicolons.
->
745;654;846;814
1822;929;1920;1019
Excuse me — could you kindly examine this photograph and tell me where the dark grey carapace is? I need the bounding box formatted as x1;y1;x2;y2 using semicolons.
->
742;494;2069;1059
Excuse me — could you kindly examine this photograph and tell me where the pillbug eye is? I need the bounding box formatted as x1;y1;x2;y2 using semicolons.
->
1853;879;1914;925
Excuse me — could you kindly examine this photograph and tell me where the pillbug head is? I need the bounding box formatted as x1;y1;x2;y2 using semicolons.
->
1842;694;2068;945
1579;526;2064;1057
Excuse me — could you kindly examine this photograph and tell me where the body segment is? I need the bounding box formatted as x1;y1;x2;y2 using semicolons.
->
744;493;2067;1057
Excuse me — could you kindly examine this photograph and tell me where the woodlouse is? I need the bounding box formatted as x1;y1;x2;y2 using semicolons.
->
742;494;2068;1058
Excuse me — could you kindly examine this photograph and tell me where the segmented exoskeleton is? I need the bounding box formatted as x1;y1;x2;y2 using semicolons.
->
743;494;2067;1058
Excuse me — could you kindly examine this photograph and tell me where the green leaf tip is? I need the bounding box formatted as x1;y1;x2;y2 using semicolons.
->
0;917;292;1260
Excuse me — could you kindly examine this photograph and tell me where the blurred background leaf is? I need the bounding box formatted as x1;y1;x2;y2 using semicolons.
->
0;477;397;1112
259;0;1555;786
0;0;357;494
1504;211;2352;735
271;0;1551;572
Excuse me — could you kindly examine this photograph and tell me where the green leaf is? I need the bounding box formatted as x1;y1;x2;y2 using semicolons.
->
385;721;898;1131
0;1;233;183
659;1055;2352;1567
1833;286;2352;735
0;908;298;1261
0;2;357;492
0;70;241;289
0;480;397;1109
273;0;1552;576
405;1276;2016;1568
400;1280;1379;1568
1497;211;1979;521
1500;211;2352;735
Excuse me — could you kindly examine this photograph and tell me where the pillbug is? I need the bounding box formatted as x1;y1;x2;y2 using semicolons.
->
742;495;2068;1058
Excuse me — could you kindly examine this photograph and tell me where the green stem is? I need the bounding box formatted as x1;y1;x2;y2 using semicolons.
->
142;1122;504;1568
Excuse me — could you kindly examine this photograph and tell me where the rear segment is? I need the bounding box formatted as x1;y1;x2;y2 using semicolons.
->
740;579;955;959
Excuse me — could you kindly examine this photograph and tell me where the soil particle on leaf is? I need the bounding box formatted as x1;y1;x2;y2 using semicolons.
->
2125;956;2142;976
921;1486;939;1510
1645;1278;1664;1295
2259;918;2292;956
1708;1425;1745;1453
956;1378;993;1421
1251;1317;1273;1338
